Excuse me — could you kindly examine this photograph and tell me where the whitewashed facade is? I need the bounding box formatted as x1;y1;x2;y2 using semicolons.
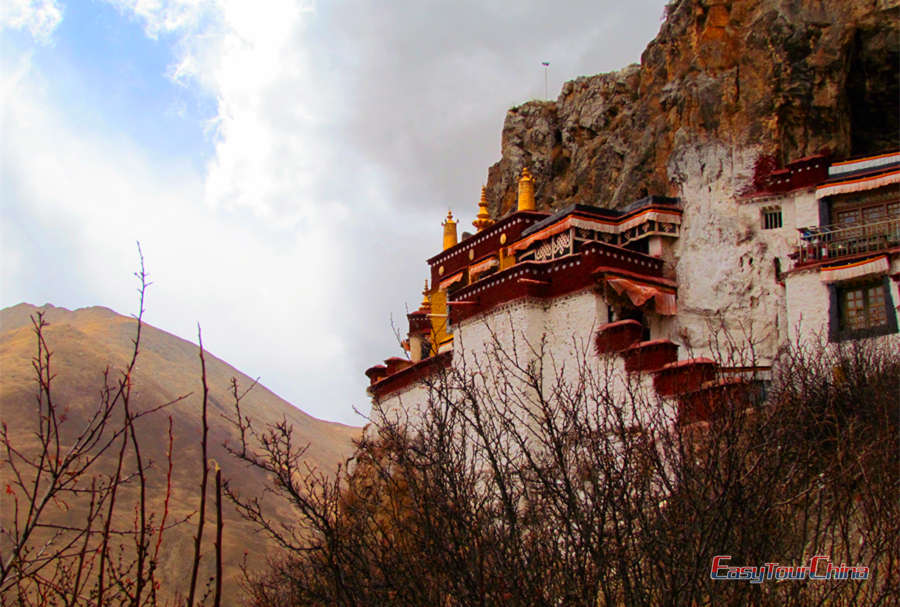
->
366;149;900;424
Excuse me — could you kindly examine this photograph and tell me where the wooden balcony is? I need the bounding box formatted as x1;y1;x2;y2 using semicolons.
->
793;218;900;266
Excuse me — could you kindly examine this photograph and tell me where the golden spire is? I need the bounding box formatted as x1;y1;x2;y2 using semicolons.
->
472;186;494;232
420;280;431;310
442;210;458;250
517;166;535;211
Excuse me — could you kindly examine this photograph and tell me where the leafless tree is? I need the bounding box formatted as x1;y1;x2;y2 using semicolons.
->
0;249;224;606
230;325;898;607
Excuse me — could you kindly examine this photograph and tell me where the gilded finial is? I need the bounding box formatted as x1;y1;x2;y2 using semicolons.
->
517;167;535;212
420;280;431;310
442;210;458;250
473;186;494;232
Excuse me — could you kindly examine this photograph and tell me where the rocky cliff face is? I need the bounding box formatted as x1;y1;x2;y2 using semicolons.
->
486;0;899;216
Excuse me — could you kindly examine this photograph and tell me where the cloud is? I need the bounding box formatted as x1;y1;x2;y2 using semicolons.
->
1;58;359;420
2;0;670;424
103;0;210;39
104;0;669;226
106;0;329;225
0;0;63;43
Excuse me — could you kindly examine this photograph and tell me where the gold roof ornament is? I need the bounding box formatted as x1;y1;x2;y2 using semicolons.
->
420;280;431;310
473;186;494;232
517;167;536;212
442;210;458;250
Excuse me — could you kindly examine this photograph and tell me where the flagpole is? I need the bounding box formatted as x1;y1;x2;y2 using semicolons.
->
542;61;550;100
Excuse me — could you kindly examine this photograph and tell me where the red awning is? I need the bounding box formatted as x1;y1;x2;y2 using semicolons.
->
606;276;677;315
438;271;464;290
508;217;574;253
469;256;499;276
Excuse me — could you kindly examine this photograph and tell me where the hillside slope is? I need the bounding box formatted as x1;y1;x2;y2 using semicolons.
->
0;303;359;605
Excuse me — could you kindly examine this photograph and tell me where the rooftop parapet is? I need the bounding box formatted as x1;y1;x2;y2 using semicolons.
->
513;199;682;260
448;241;675;325
428;210;548;287
367;351;452;401
743;153;830;198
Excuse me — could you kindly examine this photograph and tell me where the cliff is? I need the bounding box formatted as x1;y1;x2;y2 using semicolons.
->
485;0;899;216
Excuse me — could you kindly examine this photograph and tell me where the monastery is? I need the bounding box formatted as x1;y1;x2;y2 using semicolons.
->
364;150;900;424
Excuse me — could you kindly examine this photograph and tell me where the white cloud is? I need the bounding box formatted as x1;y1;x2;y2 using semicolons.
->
104;0;210;39
0;0;62;43
1;59;364;421
3;0;670;424
106;0;327;225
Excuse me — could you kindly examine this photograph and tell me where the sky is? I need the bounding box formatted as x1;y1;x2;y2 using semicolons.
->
1;0;670;426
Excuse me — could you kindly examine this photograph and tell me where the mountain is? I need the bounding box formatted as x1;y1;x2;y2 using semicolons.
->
0;303;359;605
485;0;899;216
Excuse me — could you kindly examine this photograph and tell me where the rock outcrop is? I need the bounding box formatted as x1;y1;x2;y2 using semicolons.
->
485;0;899;216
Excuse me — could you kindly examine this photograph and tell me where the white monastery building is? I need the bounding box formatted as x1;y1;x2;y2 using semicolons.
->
364;150;900;424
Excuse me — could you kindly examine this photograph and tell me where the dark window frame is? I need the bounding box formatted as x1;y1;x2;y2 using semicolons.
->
828;275;898;342
828;195;900;227
761;206;783;230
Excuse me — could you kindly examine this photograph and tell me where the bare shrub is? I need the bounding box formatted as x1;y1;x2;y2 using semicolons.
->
231;325;898;606
1;252;223;606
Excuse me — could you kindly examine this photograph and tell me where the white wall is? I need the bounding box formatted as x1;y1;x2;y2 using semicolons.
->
453;289;604;384
793;190;819;229
371;381;434;429
453;297;546;372
786;257;900;348
785;269;830;344
667;142;795;366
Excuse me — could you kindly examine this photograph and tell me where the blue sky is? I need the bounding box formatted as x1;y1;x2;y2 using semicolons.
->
5;1;211;165
1;0;670;425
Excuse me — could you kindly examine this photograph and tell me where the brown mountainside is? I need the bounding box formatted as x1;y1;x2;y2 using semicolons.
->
0;303;359;605
485;0;899;216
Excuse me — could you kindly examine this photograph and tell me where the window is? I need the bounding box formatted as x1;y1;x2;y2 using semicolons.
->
842;283;885;329
832;198;900;227
829;277;897;341
761;206;782;230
